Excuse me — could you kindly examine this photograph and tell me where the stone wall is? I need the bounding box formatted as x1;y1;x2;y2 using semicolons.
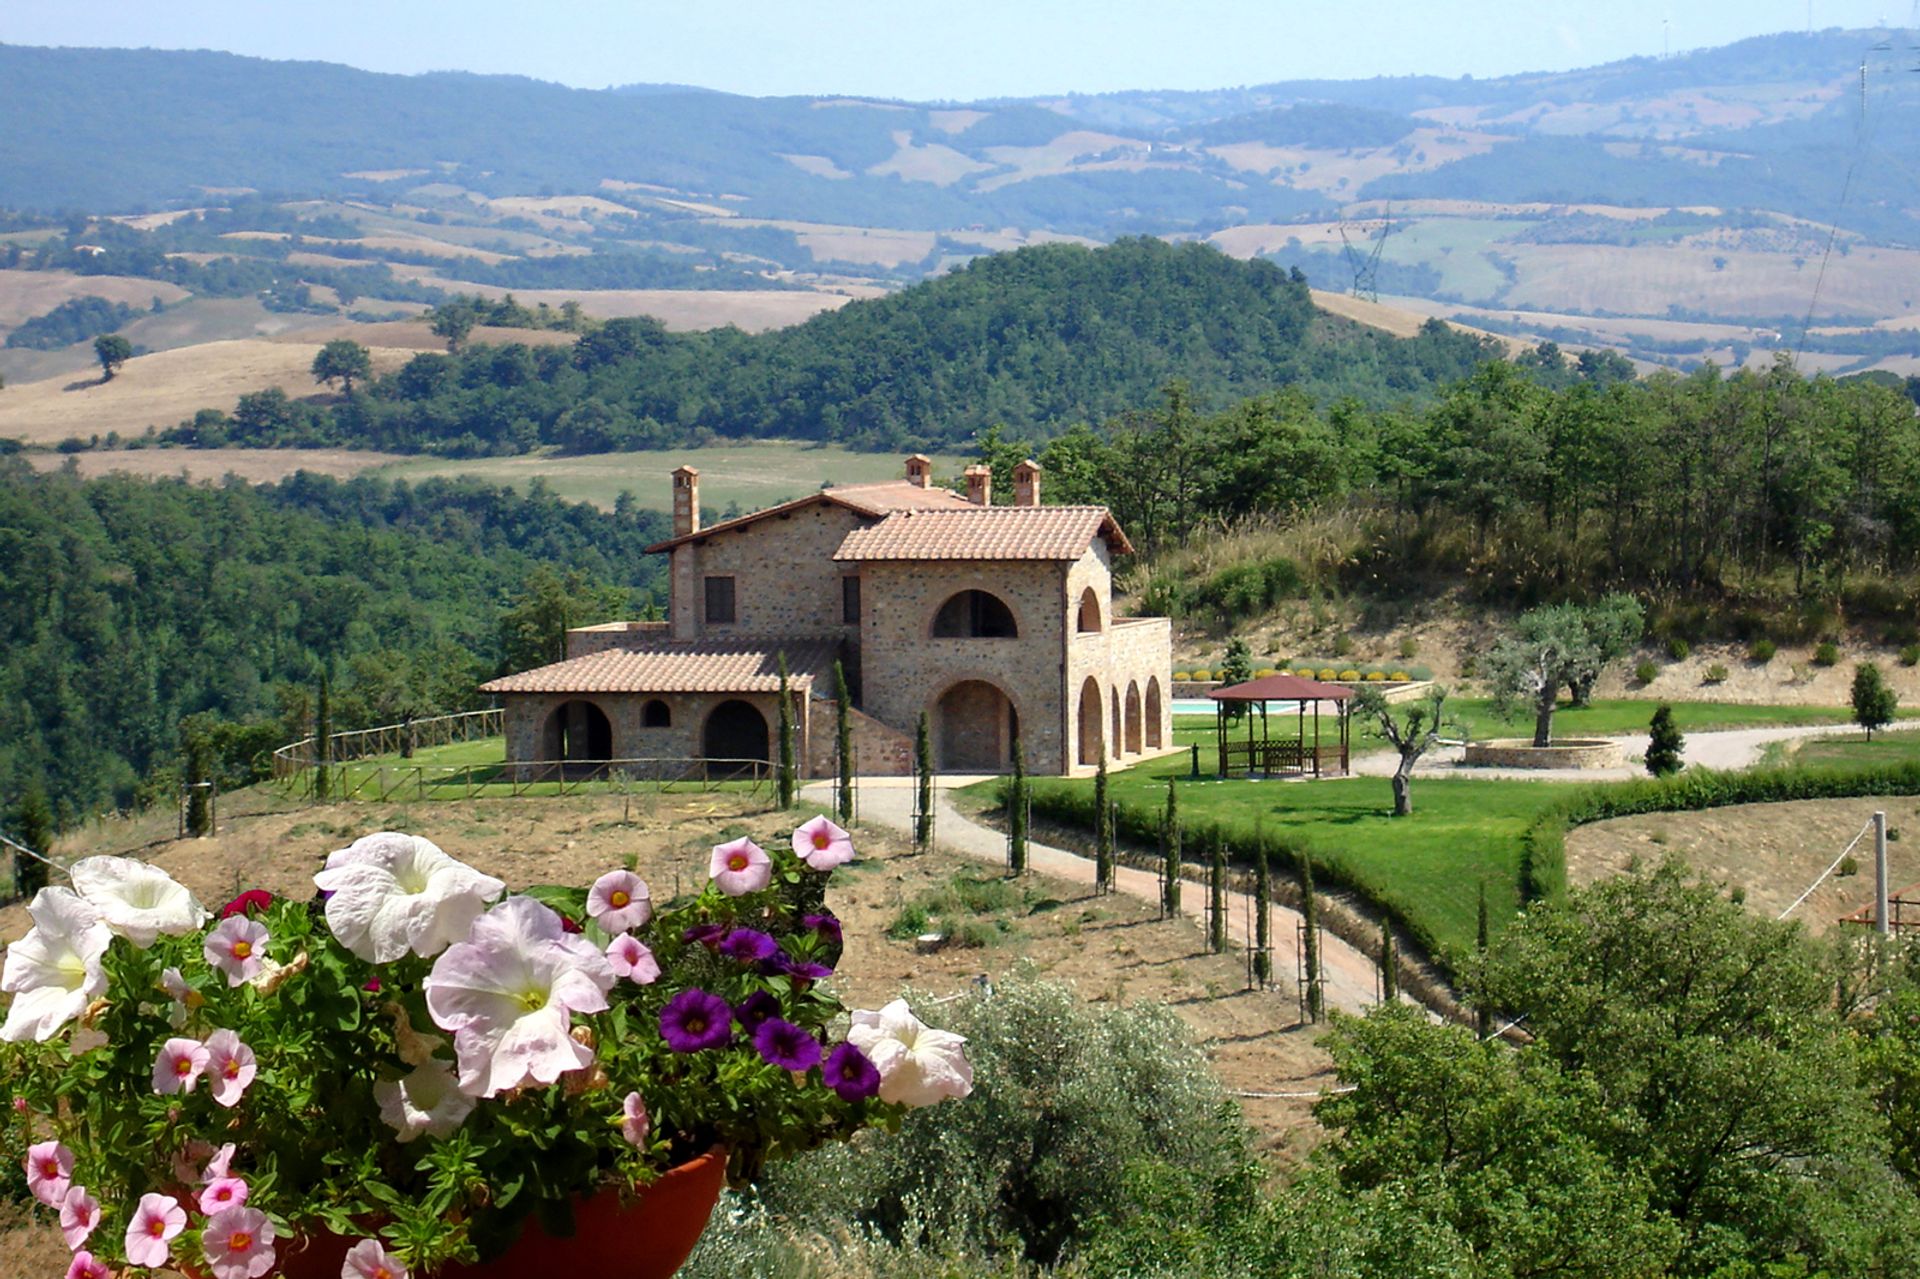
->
667;500;863;646
1061;541;1173;775
565;621;670;660
1462;738;1623;769
803;698;914;778
499;689;817;779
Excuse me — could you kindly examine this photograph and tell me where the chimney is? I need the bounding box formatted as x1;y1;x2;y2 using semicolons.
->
672;465;700;537
904;454;932;488
1013;458;1042;507
963;464;992;506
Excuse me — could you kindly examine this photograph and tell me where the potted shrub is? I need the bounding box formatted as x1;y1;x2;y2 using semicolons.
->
1;819;970;1278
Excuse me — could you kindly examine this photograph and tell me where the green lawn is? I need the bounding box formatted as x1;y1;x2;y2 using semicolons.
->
315;736;767;801
371;443;968;514
1790;731;1920;770
1176;699;1884;741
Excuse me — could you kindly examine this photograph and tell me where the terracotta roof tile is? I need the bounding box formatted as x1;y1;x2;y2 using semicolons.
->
644;483;973;554
833;505;1131;561
480;639;841;696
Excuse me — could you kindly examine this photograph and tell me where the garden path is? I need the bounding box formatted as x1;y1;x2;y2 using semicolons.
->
803;777;1389;1017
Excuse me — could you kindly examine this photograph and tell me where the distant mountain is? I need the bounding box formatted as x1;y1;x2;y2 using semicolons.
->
5;31;1915;245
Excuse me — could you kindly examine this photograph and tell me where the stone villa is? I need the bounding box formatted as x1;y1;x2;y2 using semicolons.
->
480;456;1172;777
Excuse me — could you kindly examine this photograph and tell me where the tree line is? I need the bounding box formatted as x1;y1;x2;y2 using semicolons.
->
0;463;666;827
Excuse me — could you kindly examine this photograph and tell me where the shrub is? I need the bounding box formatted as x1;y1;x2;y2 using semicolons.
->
1172;670;1192;681
1750;639;1777;663
1814;641;1841;666
1459;654;1478;679
1339;669;1361;681
1704;663;1729;683
1333;633;1355;657
1398;636;1420;660
716;973;1251;1270
1902;646;1920;668
1666;637;1691;661
1837;855;1859;877
1191;668;1212;682
1318;668;1338;680
1634;659;1659;684
1366;671;1387;681
1390;671;1411;682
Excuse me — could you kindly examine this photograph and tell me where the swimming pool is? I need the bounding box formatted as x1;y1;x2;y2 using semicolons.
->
1172;698;1312;717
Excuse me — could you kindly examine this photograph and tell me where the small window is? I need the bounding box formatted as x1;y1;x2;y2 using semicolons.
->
932;589;1018;639
842;575;861;625
642;699;671;728
704;576;736;625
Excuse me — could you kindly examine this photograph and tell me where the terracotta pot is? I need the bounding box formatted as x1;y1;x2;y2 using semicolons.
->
198;1149;728;1279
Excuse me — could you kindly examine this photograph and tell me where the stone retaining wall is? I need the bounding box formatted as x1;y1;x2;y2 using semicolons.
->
1462;738;1623;769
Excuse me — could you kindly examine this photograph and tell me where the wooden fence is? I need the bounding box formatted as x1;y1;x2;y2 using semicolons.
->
281;756;773;804
271;708;504;780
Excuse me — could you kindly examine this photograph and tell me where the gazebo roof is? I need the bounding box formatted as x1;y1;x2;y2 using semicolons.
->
1207;674;1355;703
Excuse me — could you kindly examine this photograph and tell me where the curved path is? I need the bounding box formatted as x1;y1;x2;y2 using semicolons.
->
802;776;1389;1016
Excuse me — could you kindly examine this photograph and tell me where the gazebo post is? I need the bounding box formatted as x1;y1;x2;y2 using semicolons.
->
1216;698;1226;776
1313;699;1322;778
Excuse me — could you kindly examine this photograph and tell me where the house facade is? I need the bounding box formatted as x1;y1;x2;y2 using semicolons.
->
480;456;1173;777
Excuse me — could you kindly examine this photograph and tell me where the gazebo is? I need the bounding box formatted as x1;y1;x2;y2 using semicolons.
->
1207;674;1354;778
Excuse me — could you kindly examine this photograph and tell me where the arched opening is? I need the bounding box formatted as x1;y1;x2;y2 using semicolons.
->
1110;687;1122;755
541;700;613;763
641;699;671;728
935;680;1016;771
1145;677;1164;749
1076;677;1104;766
702;700;769;775
1077;587;1103;633
931;590;1018;639
1124;681;1143;754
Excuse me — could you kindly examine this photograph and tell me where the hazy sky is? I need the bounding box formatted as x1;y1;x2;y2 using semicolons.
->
0;1;1908;98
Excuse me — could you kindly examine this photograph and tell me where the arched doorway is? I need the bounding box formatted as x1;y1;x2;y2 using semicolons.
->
1124;681;1143;754
931;590;1019;638
1076;677;1103;766
1077;588;1103;633
1145;677;1164;749
1111;687;1122;755
935;680;1016;771
541;700;612;763
702;700;770;775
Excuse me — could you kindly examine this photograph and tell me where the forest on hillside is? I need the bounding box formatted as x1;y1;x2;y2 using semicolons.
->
0;462;667;824
992;356;1920;639
137;239;1501;455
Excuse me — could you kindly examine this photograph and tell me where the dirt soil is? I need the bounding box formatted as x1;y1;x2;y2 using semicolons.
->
1566;794;1920;931
0;790;1334;1272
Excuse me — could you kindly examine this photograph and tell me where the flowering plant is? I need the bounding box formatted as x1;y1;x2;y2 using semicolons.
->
0;814;970;1278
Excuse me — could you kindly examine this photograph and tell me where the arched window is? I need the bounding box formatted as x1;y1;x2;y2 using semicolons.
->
1145;677;1164;749
1077;677;1104;766
641;699;671;728
1077;587;1103;633
931;590;1018;638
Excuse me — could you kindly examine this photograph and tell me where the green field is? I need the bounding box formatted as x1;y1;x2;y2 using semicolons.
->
311;735;768;801
371;443;968;513
1789;731;1920;770
1175;699;1883;740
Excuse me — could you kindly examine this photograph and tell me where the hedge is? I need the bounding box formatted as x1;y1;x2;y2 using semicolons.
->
1519;760;1920;901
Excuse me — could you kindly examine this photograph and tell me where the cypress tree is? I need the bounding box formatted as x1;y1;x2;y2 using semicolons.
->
1252;844;1272;987
1093;756;1113;892
775;652;795;808
1161;782;1181;918
1476;882;1492;1038
313;673;332;801
1380;918;1398;1002
914;711;933;853
833;661;853;822
11;782;53;899
1645;702;1685;777
1007;731;1028;874
1209;831;1227;953
1301;854;1323;1021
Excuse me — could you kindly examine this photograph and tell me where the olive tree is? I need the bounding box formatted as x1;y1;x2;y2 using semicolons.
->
1351;683;1454;816
1483;596;1643;747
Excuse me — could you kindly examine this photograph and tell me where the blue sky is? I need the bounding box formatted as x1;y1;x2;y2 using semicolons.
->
0;1;1907;98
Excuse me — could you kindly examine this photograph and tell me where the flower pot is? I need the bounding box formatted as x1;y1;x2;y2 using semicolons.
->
223;1149;728;1279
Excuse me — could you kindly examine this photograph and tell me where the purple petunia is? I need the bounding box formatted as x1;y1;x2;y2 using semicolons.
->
774;953;835;982
718;928;779;964
733;991;782;1033
659;989;733;1053
682;923;725;948
823;1041;881;1101
801;913;843;945
754;1018;823;1073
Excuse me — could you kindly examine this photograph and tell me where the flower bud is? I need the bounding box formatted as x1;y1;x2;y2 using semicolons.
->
570;1025;596;1051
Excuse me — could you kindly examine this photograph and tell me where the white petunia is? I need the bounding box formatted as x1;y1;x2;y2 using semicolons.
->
374;1059;475;1142
846;999;974;1107
68;858;207;948
1;888;111;1042
312;833;505;964
423;896;614;1098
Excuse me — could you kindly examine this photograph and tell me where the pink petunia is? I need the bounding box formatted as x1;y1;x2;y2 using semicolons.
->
621;1090;650;1148
343;1237;410;1279
199;1176;249;1214
586;869;652;933
791;815;856;870
124;1192;185;1269
203;916;270;987
708;837;771;896
152;1036;209;1095
59;1184;99;1250
205;1029;258;1108
65;1252;110;1279
24;1139;73;1207
203;1141;237;1181
605;934;661;984
201;1204;275;1279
